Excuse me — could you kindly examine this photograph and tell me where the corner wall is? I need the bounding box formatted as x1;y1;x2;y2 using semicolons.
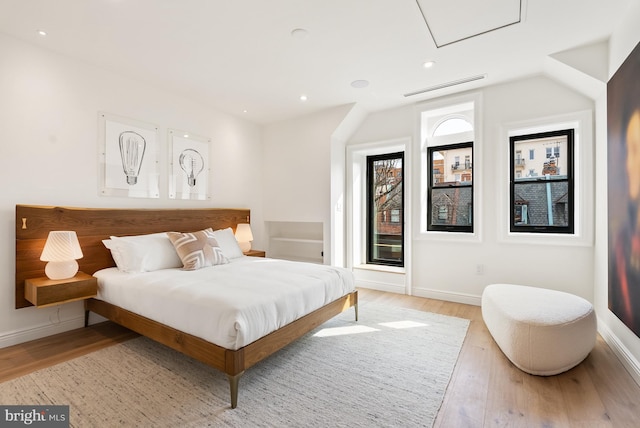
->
261;104;364;264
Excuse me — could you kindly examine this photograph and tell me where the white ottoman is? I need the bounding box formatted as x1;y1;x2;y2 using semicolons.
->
481;283;597;376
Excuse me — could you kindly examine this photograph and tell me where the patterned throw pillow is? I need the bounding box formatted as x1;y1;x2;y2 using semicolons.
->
167;229;229;270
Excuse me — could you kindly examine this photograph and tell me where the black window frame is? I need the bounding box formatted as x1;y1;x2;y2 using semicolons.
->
509;129;575;234
366;152;404;267
427;141;474;233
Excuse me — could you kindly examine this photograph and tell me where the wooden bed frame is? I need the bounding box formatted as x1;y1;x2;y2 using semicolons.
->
15;205;358;408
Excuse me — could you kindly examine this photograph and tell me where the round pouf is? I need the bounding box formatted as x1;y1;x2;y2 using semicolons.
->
481;283;597;376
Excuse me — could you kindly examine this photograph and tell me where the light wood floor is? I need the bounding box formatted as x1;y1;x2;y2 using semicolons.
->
1;289;639;427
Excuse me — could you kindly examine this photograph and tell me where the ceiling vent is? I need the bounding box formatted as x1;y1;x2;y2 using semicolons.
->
403;74;486;97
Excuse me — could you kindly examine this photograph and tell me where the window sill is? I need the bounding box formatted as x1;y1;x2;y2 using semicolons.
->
414;230;481;243
354;264;405;274
499;231;593;247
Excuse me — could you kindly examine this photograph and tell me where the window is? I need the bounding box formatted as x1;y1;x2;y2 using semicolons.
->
419;94;479;239
546;146;561;158
510;129;574;233
427;142;473;232
391;209;400;223
438;205;448;220
514;203;528;224
367;152;404;266
529;149;535;160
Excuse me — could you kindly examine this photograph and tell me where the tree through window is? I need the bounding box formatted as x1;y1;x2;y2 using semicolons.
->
366;152;404;266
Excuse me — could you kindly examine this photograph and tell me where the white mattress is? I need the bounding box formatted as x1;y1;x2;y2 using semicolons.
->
93;257;355;350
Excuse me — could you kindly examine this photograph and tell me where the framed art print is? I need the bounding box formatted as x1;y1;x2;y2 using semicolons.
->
98;112;160;198
608;41;640;335
168;129;210;200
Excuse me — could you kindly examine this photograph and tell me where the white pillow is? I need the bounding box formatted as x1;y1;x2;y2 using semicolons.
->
102;238;129;271
103;232;183;273
211;227;244;259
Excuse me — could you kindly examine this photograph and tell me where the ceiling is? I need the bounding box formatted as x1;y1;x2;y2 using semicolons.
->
0;0;632;124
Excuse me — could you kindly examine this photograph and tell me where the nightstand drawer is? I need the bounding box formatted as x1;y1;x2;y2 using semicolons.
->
25;272;97;308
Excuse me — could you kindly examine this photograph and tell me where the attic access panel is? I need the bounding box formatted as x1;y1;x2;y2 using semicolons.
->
416;0;522;48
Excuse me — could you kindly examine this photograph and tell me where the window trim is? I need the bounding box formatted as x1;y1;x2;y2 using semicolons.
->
415;91;482;243
509;129;574;234
499;110;593;247
346;138;410;277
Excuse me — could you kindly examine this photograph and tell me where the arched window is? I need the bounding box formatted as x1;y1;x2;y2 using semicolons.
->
421;100;476;234
433;117;473;137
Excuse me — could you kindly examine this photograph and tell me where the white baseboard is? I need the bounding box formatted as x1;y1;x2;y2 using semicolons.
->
597;317;640;387
0;316;84;349
357;282;482;306
412;287;481;306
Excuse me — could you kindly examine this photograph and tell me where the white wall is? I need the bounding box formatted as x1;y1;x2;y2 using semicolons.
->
594;1;640;384
329;104;369;267
262;104;359;263
0;33;263;347
348;76;595;304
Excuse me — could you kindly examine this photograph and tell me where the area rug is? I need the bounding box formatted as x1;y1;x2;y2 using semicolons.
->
0;303;469;427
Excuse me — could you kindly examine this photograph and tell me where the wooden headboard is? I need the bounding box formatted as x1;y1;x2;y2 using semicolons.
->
15;205;250;308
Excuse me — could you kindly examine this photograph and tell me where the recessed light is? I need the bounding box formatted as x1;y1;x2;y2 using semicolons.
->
291;28;309;39
423;60;436;69
299;94;308;101
37;30;47;36
351;80;369;88
243;109;248;113
183;134;189;138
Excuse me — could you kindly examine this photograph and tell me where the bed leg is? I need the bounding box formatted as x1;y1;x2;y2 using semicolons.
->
227;371;244;409
354;303;359;322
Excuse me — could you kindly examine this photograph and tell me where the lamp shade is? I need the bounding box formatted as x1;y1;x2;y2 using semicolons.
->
40;231;83;280
235;223;254;253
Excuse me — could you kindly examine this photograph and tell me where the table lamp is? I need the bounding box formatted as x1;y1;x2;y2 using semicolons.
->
235;223;254;253
40;231;84;280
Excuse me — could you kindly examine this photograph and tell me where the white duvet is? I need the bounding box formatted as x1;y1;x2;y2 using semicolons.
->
93;257;355;350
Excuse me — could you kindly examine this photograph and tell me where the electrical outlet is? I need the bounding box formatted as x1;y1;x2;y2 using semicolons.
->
476;264;485;275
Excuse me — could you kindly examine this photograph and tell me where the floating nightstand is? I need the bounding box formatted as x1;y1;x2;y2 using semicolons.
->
244;249;266;258
25;272;97;308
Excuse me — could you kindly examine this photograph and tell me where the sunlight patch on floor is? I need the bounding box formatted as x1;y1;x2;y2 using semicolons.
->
313;325;380;337
378;320;429;329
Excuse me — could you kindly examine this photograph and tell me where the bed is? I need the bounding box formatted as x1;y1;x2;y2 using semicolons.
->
15;205;358;408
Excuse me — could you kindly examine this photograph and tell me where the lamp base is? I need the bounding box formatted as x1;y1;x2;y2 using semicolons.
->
239;241;252;253
45;260;79;280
